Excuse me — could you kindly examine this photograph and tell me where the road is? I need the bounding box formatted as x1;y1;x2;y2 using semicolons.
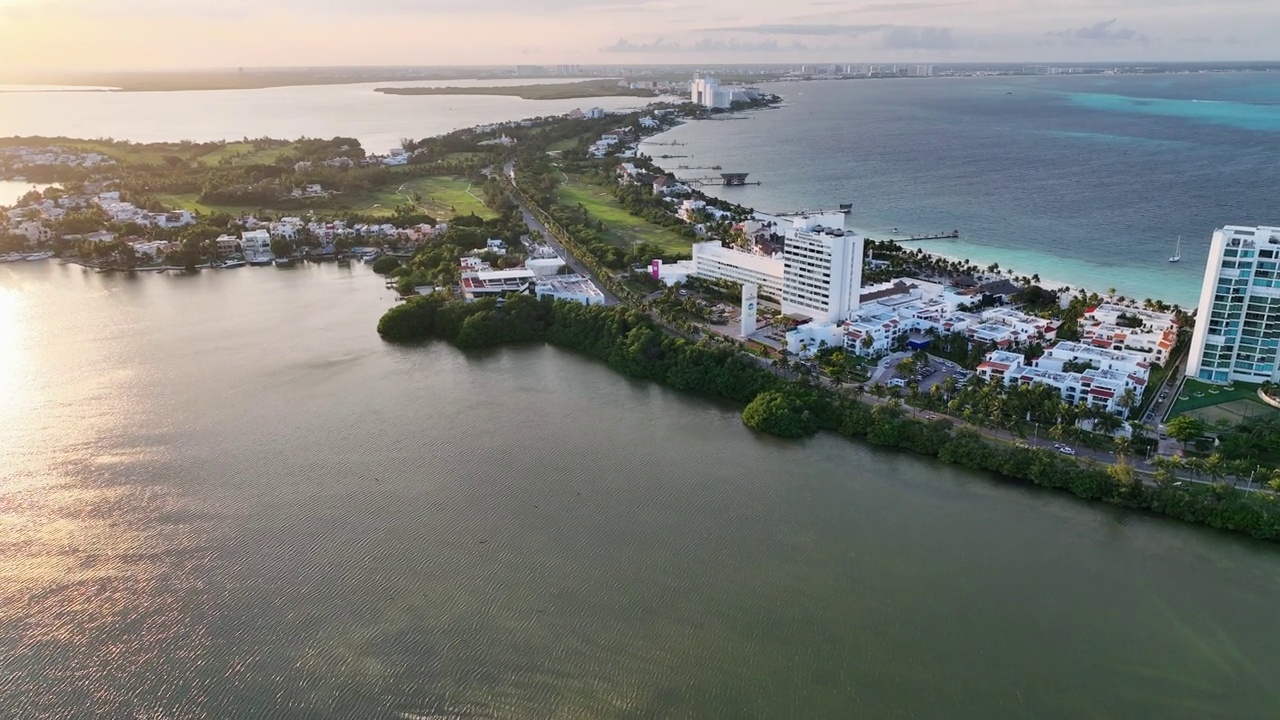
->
500;159;620;306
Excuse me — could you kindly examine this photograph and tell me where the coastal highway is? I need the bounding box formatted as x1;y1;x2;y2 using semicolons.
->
501;159;620;306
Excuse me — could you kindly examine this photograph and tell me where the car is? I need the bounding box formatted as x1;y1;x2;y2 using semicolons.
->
1014;440;1029;448
925;413;939;420
1058;446;1076;456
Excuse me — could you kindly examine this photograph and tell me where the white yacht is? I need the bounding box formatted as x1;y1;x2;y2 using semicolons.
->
24;252;54;262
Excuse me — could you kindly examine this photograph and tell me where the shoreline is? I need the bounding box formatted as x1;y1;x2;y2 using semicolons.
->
637;113;1200;310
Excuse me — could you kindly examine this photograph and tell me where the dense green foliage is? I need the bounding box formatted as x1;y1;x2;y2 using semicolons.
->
742;389;825;438
370;256;401;275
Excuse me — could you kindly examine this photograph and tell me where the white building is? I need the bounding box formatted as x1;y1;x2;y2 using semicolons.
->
1081;303;1179;365
690;241;784;299
240;229;273;262
585;107;606;119
781;221;864;325
978;347;1148;417
460;268;536;301
690;76;732;109
1187;226;1280;384
215;234;241;256
536;275;605;306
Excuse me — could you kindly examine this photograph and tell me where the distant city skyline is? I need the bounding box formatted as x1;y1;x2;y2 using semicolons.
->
0;0;1277;70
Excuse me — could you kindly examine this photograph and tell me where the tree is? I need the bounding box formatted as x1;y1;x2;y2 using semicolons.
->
896;357;918;377
1117;387;1139;417
1165;415;1207;451
270;237;294;259
860;332;875;353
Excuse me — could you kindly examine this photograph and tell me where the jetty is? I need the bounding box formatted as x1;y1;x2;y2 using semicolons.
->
676;165;722;170
890;230;961;242
686;172;760;187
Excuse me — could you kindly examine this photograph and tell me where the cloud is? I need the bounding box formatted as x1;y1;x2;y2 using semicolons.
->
580;0;705;12
701;23;891;36
601;37;808;53
1047;19;1148;44
881;26;958;49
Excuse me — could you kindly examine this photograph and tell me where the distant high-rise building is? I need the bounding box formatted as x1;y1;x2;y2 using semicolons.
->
690;76;731;109
1188;225;1280;384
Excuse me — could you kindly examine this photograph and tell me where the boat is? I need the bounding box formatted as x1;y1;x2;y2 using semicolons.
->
361;252;382;264
273;256;295;267
24;251;54;262
839;203;853;214
220;259;247;269
246;253;274;266
1169;236;1182;263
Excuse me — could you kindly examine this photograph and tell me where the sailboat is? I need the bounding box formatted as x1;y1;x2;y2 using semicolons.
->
1169;236;1182;263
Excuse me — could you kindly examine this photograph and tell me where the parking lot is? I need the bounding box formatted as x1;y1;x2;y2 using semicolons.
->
877;352;972;392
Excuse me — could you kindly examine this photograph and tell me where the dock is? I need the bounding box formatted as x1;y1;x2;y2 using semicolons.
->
685;172;760;187
888;230;961;242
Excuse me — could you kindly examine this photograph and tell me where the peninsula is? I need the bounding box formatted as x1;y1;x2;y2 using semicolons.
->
6;83;1279;542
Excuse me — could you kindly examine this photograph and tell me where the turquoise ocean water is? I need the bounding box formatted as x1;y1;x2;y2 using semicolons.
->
644;73;1280;307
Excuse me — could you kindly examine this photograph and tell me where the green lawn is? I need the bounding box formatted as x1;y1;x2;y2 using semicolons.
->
554;176;692;254
156;193;266;216
357;176;493;219
58;140;177;166
196;143;298;166
546;137;583;153
159;176;493;221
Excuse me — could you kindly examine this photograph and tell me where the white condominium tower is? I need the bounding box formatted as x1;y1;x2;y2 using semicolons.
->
1188;225;1280;384
781;217;865;324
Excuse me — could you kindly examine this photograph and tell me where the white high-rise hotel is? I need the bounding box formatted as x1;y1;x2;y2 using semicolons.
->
1188;225;1280;384
781;217;864;324
690;76;732;109
686;212;864;325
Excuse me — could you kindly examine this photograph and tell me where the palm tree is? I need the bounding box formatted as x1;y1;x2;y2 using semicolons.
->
1202;454;1226;484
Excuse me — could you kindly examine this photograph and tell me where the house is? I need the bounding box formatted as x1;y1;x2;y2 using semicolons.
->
585;107;606;119
207;235;237;256
240;229;272;261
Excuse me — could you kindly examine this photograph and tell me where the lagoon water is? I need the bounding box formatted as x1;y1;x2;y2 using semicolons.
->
0;79;647;154
649;73;1280;307
4;262;1280;718
0;181;52;208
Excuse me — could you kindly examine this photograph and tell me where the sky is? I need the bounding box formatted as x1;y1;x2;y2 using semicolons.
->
0;0;1277;70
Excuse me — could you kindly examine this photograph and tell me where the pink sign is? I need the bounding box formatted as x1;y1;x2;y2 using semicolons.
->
651;259;662;280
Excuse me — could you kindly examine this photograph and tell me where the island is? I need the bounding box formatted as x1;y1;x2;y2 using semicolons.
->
375;80;658;100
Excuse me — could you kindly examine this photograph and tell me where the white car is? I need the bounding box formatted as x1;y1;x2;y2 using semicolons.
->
1058;446;1076;456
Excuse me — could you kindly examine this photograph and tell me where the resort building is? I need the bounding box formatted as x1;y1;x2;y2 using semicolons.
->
535;275;606;306
1187;225;1280;384
689;241;784;299
460;268;536;301
781;216;864;325
978;345;1149;417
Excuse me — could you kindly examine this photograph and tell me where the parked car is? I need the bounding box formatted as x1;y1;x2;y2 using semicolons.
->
1058;446;1077;456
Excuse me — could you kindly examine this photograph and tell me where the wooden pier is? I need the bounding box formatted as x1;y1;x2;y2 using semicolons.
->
889;230;961;242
